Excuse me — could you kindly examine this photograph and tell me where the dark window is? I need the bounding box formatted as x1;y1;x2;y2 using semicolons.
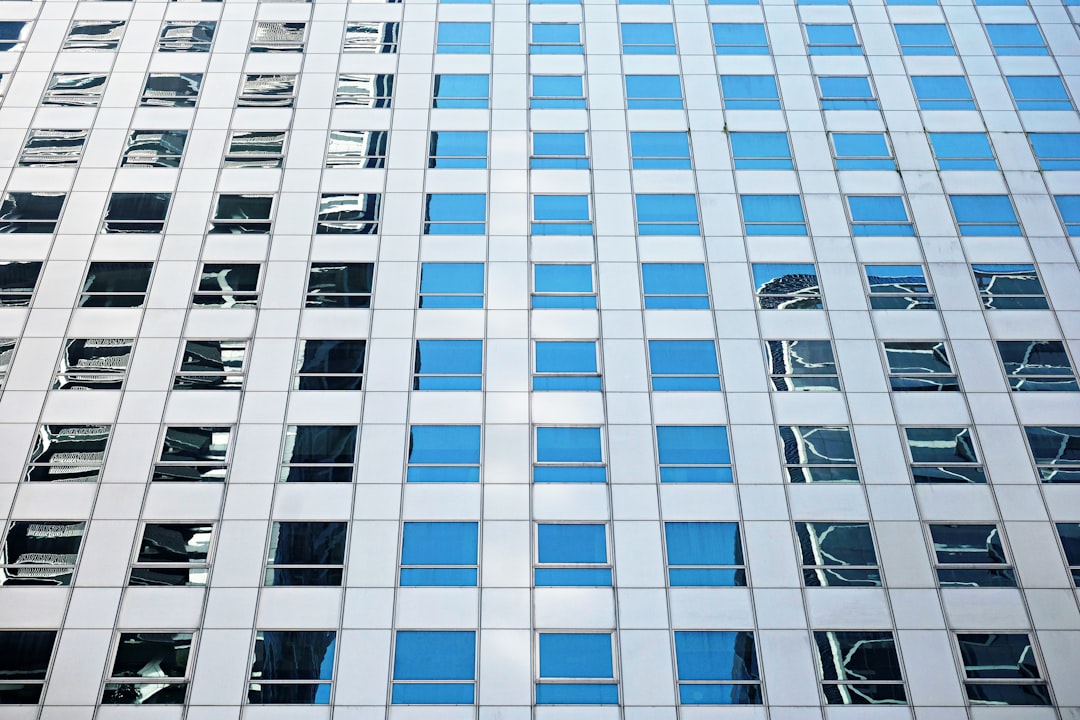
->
904;427;986;483
251;22;306;52
1;520;85;586
80;262;153;307
54;338;134;390
209;196;273;234
335;73;392;107
0;631;58;704
129;523;213;586
248;631;336;704
42;73;106;106
224;131;285;168
25;424;110;482
0;261;42;306
239;74;297;107
882;341;958;391
158;20;215;52
1056;523;1080;584
317;194;380;234
864;265;935;309
813;631;906;704
305;263;373;307
343;21;399;53
280;425;357;482
173;340;246;390
779;425;860;483
0;192;65;233
153;426;231;481
294;339;365;390
752;263;821;309
140;73;202;107
957;634;1051;705
797;522;880;587
121;130;187;167
102;193;171;233
265;522;347;586
972;264;1047;310
930;524;1016;587
997;340;1078;391
764;339;840;391
1024;425;1080;483
19;129;88;167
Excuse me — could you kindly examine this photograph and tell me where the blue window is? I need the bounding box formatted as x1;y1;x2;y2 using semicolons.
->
444;0;490;4
630;131;691;169
805;24;861;55
888;0;936;5
532;0;579;5
847;196;914;236
648;340;721;391
536;524;611;586
973;264;1047;310
710;0;758;5
406;425;481;482
949;195;1021;236
531;132;588;168
433;74;489;108
830;133;896;170
1029;133;1080;170
622;23;676;54
436;22;490;53
419;263;484;308
894;24;954;55
656;425;732;482
392;631;475;704
730;132;793;169
712;24;769;55
424;193;485;234
986;24;1047;56
740;195;807;236
912;75;975;110
621;0;668;5
721;75;780;109
977;0;1023;4
626;75;683;109
635;194;700;235
413;340;482;390
1006;75;1073;111
1054;196;1080;235
929;133;996;170
428;131;487;168
534;341;601;390
400;522;478;586
752;263;822;310
799;0;846;5
530;23;582;54
674;632;761;705
865;265;936;310
665;522;745;585
818;76;877;110
535;427;606;483
531;75;585;108
536;634;618;705
532;195;592;235
642;263;709;309
533;264;596;309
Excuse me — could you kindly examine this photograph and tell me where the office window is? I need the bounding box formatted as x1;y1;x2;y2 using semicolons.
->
326;130;387;168
209;196;272;234
433;74;488;108
656;425;732;482
172;340;246;391
626;75;682;109
1;520;84;586
818;76;877;110
997;340;1078;391
424;193;485;234
158;20;215;52
121;130;187;168
799;0;847;6
957;634;1051;706
392;631;475;704
752;263;821;309
765;339;839;391
54;338;133;390
0;261;41;307
865;265;934;310
846;196;914;236
531;132;588;168
1054;195;1080;235
248;631;336;704
343;21;399;53
428;131;487;168
239;74;297;107
911;75;975;110
129;523;213;586
25;424;110;483
1029;133;1080;170
531;75;585;108
797;522;880;587
19;129;88;167
905;427;986;483
741;195;806;236
929;132;996;170
730;132;792;169
533;195;592;235
250;21;306;52
335;73;393;107
530;23;582;54
894;24;954;55
1006;75;1072;111
533;264;596;308
534;341;600;391
635;194;699;235
622;23;676;54
1025;426;1080;483
813;631;906;704
830;132;895;170
437;22;490;53
80;262;153;307
535;427;605;482
264;522;346;586
0;339;14;387
419;263;483;308
883;341;958;391
0;631;57;704
0;192;65;233
306;263;373;308
536;633;618;705
317;194;380;234
102;633;192;705
192;263;259;306
985;24;1047;56
972;264;1046;309
140;73;201;107
779;425;860;483
648;341;720;391
102;193;171;233
153;427;231;482
0;20;31;53
42;73;106;106
224;130;285;168
665;522;744;586
414;340;482;390
674;632;761;705
630;131;690;169
805;24;861;55
279;425;357;483
293;339;365;391
407;425;481;482
536;524;611;586
400;522;478;586
721;75;781;109
930;524;1015;587
1057;524;1080;583
642;263;708;309
949;195;1020;236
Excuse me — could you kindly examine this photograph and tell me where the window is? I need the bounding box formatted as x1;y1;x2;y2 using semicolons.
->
1057;524;1080;583
140;73;201;107
224;130;285;168
986;24;1047;56
626;75;682;109
428;131;486;168
129;523;213;585
813;631;906;704
1006;75;1072;110
0;339;13;386
664;522;744;586
280;425;357;483
830;133;895;170
911;75;975;110
711;23;767;54
64;21;125;51
929;132;996;170
997;340;1078;391
102;633;192;705
972;264;1047;309
0;20;31;53
419;263;483;308
317;194;380;234
630;131;690;169
0;261;41;306
797;522;880;587
536;524;611;586
172;340;246;391
531;132;588;168
343;21;399;53
533;195;592;235
530;23;582;54
740;195;806;236
335;73;393;107
805;24;861;55
1025;426;1080;482
818;76;877;110
327;130;387;168
0;192;65;233
121;130;187;168
949;195;1020;236
929;524;1015;587
905;427;986;483
294;339;365;390
730;132;792;169
531;75;585;108
533;264;596;308
250;22;306;52
192;263;260;306
239;74;297;107
846;196;914;236
158;21;215;52
656;425;732;482
80;262;153;307
19;129;88;167
642;263;708;309
865;265;935;310
424;193;485;234
536;633;617;704
0;631;57;704
392;631;475;703
957;634;1051;706
894;24;954;55
248;631;336;704
209;196;272;234
883;341;957;391
752;263;821;309
407;425;481;482
306;263;373;308
25;424;110;482
1055;195;1080;235
400;522;478;586
534;341;600;390
436;22;490;53
54;338;133;390
42;73;106;106
635;194;699;235
102;192;171;233
779;425;860;483
433;74;488;108
720;75;780;109
1;520;85;586
1030;133;1080;170
648;341;720;391
265;522;346;586
764;339;840;391
153;426;231;481
414;340;482;390
674;632;761;705
622;23;676;54
534;426;605;482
